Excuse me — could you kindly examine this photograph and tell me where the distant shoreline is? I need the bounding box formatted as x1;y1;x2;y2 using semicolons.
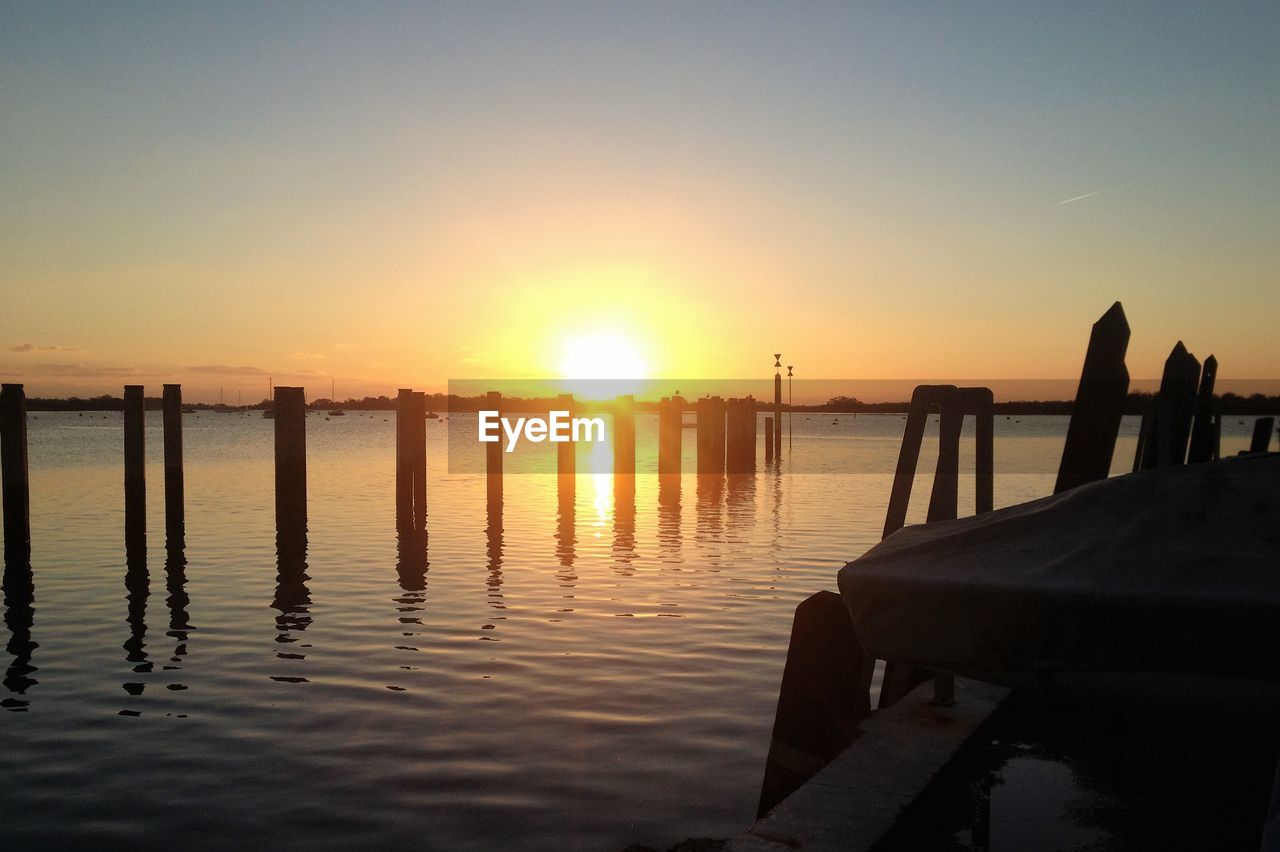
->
19;393;1280;416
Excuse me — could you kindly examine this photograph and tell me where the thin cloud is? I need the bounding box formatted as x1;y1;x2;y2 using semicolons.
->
187;365;269;376
1059;183;1128;205
10;343;84;353
291;351;327;360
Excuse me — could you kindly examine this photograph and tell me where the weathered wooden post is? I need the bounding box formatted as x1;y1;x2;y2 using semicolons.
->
696;396;726;474
1251;417;1275;454
411;391;427;532
485;391;502;501
613;394;635;476
162;384;184;547
124;385;147;556
557;394;576;480
757;590;873;818
764;416;774;464
1055;302;1130;492
773;355;783;459
657;395;683;475
395;389;413;531
1187;355;1218;464
725;398;757;474
0;384;31;566
1139;342;1200;469
273;387;307;540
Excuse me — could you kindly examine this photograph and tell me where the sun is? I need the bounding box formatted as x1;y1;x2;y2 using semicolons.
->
559;332;648;399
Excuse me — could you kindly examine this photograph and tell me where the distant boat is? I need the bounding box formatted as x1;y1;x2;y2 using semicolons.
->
328;409;346;416
426;411;439;420
262;408;275;419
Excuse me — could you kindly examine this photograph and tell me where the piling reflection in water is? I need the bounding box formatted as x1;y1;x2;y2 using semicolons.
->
393;529;428;676
725;473;757;535
555;476;577;614
271;530;312;683
612;473;637;574
657;473;682;565
483;493;503;640
164;545;192;682
122;547;151;703
695;473;726;567
2;561;36;711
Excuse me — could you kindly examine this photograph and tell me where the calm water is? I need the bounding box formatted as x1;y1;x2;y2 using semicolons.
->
0;411;1262;849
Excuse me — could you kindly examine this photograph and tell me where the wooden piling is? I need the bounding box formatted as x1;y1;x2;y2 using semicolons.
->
1186;355;1218;464
696;396;726;474
411;391;427;531
162;384;184;546
613;394;635;476
124;385;146;556
1139;342;1200;469
396;389;413;531
773;371;783;459
764;416;774;464
657;396;683;475
757;590;872;818
1055;302;1130;492
1250;417;1275;454
557;394;576;480
273;387;307;538
726;398;757;474
0;384;31;565
485;391;502;499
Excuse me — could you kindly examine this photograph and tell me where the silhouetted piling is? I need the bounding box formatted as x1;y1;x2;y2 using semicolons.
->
696;396;726;474
396;389;413;530
557;394;575;479
726;398;757;474
658;395;683;475
162;384;184;546
1251;417;1275;454
124;385;146;557
764;416;774;463
0;384;30;566
757;590;872;818
773;370;783;459
485;391;502;500
273;387;307;539
1187;355;1218;464
1055;302;1130;492
411;391;427;531
1139;342;1200;469
613;394;635;476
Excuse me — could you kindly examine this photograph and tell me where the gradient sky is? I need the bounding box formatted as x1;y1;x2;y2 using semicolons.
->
2;2;1277;402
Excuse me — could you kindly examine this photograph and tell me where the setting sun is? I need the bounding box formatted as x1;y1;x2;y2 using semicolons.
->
559;332;648;380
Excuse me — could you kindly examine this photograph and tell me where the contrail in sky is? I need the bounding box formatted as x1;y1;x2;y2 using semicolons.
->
1059;183;1127;205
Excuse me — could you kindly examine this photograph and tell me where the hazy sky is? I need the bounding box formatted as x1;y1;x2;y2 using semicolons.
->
2;2;1277;401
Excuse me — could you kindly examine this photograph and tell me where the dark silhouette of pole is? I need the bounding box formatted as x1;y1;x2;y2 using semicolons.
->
1250;417;1275;454
124;385;146;558
658;395;683;475
557;393;576;480
485;391;502;501
396;389;413;532
1055;302;1130;492
613;394;635;476
1187;355;1218;464
0;384;30;566
726;398;757;474
162;384;184;547
696;396;726;474
773;354;783;459
411;391;427;532
273;387;307;542
787;366;793;453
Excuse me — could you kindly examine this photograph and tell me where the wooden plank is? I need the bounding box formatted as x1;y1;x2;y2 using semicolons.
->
1187;355;1218;464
